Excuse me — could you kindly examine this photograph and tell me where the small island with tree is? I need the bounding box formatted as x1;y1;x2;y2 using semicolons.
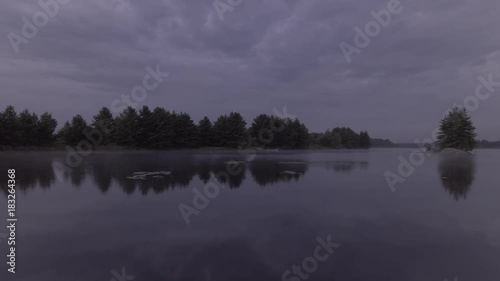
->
436;106;477;153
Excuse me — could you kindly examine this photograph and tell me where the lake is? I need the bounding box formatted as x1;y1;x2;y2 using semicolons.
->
0;149;499;281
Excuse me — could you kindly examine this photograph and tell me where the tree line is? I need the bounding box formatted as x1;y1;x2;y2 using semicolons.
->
309;128;371;149
0;105;372;150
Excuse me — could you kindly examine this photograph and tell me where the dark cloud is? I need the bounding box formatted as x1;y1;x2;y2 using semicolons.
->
1;0;499;142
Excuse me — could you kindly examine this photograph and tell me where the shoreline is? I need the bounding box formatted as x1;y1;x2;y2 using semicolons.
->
1;146;498;153
0;146;372;153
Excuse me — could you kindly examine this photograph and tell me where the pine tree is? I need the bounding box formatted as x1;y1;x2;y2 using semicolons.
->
0;106;20;146
150;107;175;149
333;127;359;148
197;117;214;147
359;131;371;149
18;110;39;146
137;106;155;148
37;113;58;146
114;107;139;146
290;119;309;149
91;107;114;146
437;106;477;151
173;112;197;148
59;114;89;146
250;114;274;148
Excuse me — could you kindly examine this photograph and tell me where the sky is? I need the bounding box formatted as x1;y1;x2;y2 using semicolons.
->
1;0;500;143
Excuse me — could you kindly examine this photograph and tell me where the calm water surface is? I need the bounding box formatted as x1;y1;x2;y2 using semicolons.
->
0;149;499;281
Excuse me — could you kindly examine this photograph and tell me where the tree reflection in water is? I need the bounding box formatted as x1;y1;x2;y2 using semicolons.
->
438;152;476;200
0;152;373;196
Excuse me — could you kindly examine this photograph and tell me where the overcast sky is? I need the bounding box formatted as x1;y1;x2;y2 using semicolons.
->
1;0;499;142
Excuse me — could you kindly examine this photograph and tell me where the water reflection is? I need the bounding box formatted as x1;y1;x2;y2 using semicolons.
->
198;159;246;189
249;161;308;186
438;153;476;200
325;160;369;173
0;153;56;195
0;152;375;195
85;153;200;194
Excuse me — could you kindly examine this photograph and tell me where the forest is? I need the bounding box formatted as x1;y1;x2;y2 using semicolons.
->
0;105;372;150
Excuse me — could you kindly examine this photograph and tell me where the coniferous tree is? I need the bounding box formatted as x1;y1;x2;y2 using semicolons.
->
250;114;275;148
137;106;156;148
59;114;89;146
0;106;20;146
227;112;247;147
213;112;247;148
91;107;114;146
289;119;309;149
173;112;198;148
332;132;342;148
359;131;371;149
333;127;359;148
18;110;39;146
58;121;71;145
197;117;214;147
310;127;370;149
213;114;229;147
319;130;333;147
270;116;287;147
437;106;477;151
114;107;139;146
150;107;175;149
37;113;58;146
0;104;377;151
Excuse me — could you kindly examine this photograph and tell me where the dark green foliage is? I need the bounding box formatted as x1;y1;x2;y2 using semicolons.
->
59;114;90;146
0;106;20;146
359;131;371;149
249;114;278;148
249;115;309;149
149;107;175;149
437;106;477;151
213;112;247;148
114;107;139;146
91;107;114;146
37;113;58;146
197;117;214;147
0;105;373;150
310;127;371;149
136;106;155;148
0;107;57;147
18;110;39;146
333;127;360;148
370;138;396;148
172;112;198;148
284;119;309;149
